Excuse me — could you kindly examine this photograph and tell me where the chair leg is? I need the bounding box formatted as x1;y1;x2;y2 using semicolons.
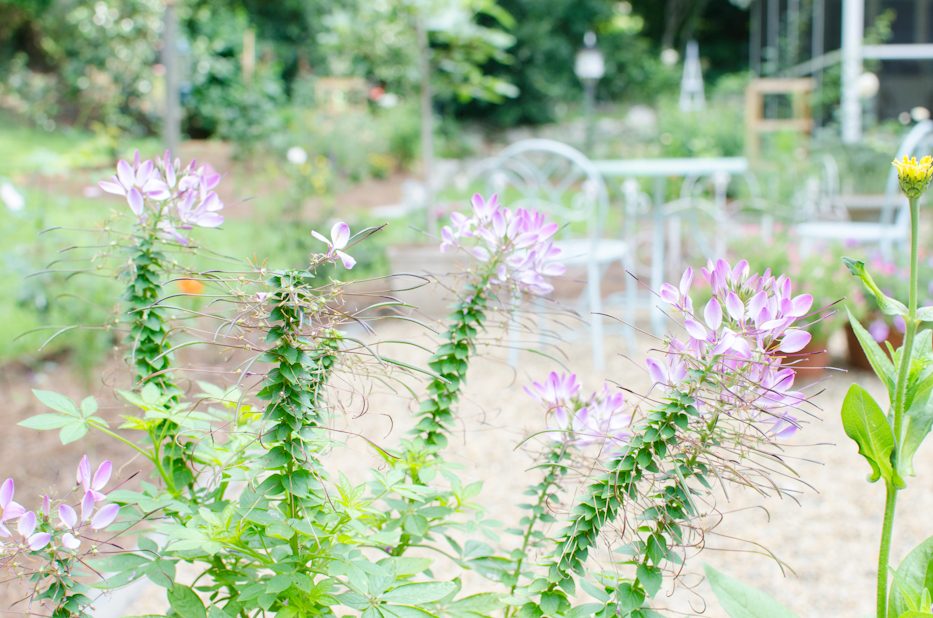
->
587;262;605;371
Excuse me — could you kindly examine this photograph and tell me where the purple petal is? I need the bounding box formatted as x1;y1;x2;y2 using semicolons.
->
659;283;679;304
90;504;119;530
76;455;90;487
725;292;745;321
330;222;350;249
310;229;331;247
2;501;25;520
646;358;666;384
27;532;51;551
678;267;694;296
791;294;814;317
779;329;811;353
194;212;224;228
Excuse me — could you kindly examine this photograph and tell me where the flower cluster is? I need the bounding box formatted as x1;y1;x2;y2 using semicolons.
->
892;154;933;199
100;150;224;244
440;193;565;295
651;259;814;437
0;456;119;557
525;371;632;451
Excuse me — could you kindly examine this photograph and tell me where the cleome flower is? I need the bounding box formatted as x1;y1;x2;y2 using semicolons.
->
892;154;933;199
526;372;632;452
440;193;566;296
99;150;225;244
311;221;356;269
0;478;26;538
651;259;814;438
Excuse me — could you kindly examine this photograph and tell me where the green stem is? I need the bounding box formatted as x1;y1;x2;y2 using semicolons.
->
878;481;898;618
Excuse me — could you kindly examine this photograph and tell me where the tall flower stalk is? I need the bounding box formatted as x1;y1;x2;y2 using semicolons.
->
516;259;814;615
843;155;933;618
99;151;226;495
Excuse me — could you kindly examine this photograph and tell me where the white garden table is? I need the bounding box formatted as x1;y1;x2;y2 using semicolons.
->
592;156;750;334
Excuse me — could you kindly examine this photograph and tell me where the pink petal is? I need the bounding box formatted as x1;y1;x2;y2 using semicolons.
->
90;504;119;530
81;491;95;522
92;461;112;491
0;478;12;507
310;229;331;246
646;358;666;384
779;329;812;353
684;319;707;340
59;504;77;529
678;267;694;296
62;533;81;550
3;501;25;520
330;222;350;249
127;188;144;216
27;532;51;551
659;283;679;304
98;179;126;195
704;298;723;331
336;250;356;270
116;160;134;188
17;511;35;537
725;292;745;321
791;294;814;317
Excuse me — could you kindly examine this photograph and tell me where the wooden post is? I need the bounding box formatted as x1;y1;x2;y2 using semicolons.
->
242;28;255;82
163;0;181;155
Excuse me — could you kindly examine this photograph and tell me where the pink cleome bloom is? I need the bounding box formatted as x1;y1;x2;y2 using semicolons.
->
311;221;356;269
440;193;566;296
99;150;225;244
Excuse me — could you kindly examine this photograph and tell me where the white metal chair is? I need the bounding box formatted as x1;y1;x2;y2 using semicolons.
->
796;120;933;258
468;139;634;369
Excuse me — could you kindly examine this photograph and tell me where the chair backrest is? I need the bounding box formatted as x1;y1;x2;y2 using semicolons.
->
886;120;933;227
469;139;610;240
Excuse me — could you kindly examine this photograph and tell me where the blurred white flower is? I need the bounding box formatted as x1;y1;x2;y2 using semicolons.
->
661;48;679;66
911;106;931;122
1;181;24;212
286;146;308;166
378;93;399;109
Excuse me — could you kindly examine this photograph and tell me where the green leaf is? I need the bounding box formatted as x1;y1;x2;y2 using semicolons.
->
840;384;903;487
847;309;896;395
18;414;73;431
890;537;933;618
917;306;933;322
844;258;909;317
167;584;206;618
637;563;663;597
901;393;933;477
382;582;458;605
59;421;89;445
615;582;647;612
32;390;78;416
704;564;798;618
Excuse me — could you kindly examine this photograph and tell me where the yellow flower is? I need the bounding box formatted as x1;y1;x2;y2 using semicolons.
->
892;155;933;199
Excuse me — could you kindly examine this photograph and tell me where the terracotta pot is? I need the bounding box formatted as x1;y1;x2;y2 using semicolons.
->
845;322;903;371
790;340;831;382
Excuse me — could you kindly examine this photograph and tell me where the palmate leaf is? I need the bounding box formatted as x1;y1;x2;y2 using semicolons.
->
840;384;904;487
704;564;798;618
22;391;107;444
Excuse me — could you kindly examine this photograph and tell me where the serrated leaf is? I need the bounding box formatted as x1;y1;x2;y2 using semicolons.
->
704;564;798;617
840;384;903;487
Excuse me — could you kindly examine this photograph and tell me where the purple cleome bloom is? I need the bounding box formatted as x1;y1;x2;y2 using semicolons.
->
526;373;632;453
441;193;566;296
99;150;225;244
0;479;26;538
652;258;814;438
